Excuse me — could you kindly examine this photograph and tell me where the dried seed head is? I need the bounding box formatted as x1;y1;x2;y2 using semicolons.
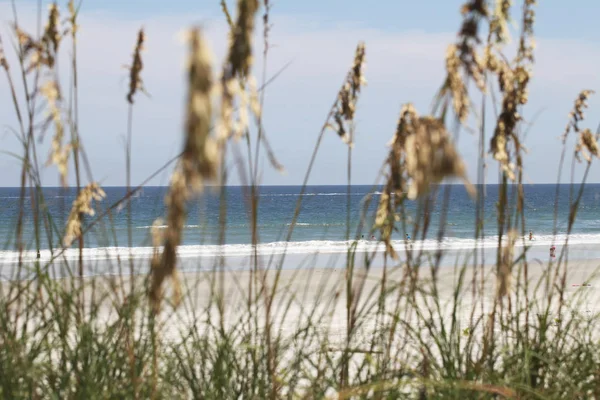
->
17;3;63;71
489;15;536;183
489;0;512;44
437;0;488;121
385;103;418;201
227;0;259;79
149;172;186;313
327;42;367;145
150;28;216;314
64;183;106;246
517;0;536;65
151;218;164;248
68;0;78;38
43;3;61;56
443;45;471;122
14;27;46;72
12;3;64;73
42;81;70;186
403;114;474;199
563;90;594;142
183;28;218;186
383;103;474;204
0;36;8;70
575;128;600;163
374;185;397;260
216;0;260;143
497;230;517;299
126;28;145;104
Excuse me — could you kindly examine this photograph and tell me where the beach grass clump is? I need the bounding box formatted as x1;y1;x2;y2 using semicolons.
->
1;0;600;399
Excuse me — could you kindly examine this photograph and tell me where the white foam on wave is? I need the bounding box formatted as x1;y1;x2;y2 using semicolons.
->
2;233;600;263
260;192;367;197
136;224;201;229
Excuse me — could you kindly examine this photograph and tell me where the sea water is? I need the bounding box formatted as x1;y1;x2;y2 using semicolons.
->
1;184;600;277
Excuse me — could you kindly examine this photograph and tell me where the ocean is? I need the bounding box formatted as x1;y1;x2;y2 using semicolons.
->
1;184;600;276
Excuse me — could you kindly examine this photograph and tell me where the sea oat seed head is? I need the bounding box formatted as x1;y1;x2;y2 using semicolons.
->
44;3;61;55
184;28;218;184
490;0;512;44
575;128;600;163
374;185;397;259
328;42;367;145
42;81;70;186
404;115;474;199
563;90;594;142
497;230;517;299
444;45;470;122
150;28;216;314
64;183;106;246
0;37;8;70
126;28;145;104
227;0;260;79
68;0;78;37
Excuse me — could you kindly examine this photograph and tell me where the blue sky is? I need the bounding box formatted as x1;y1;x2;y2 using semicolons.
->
1;0;600;187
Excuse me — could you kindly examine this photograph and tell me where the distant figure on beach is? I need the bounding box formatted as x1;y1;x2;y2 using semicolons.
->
370;235;376;240
405;233;411;242
529;230;533;241
36;250;40;259
550;245;556;258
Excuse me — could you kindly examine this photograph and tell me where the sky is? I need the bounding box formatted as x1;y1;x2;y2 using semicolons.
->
1;0;600;187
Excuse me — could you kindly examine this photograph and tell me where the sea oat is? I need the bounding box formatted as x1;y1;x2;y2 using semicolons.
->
517;0;536;65
63;183;106;246
327;42;367;145
443;45;471;122
150;28;216;313
497;230;517;298
386;103;418;200
126;28;145;104
575;128;600;163
400;111;474;200
0;36;8;71
376;103;474;255
42;81;70;186
13;4;63;72
437;0;488;121
14;27;46;73
227;0;259;79
489;0;512;44
562;90;594;142
149;172;186;313
181;29;218;186
489;1;537;182
67;0;78;38
216;0;260;143
43;3;61;57
374;184;397;259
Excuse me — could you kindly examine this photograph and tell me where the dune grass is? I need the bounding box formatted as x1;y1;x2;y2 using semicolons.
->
1;0;600;398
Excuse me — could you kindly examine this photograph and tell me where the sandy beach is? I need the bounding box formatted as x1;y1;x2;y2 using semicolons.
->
6;251;599;350
23;254;592;346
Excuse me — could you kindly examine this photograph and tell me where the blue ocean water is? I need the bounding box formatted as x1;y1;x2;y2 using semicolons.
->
1;184;600;265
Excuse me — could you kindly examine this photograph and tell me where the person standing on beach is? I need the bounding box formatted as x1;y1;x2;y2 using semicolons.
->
550;245;556;258
529;230;533;241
